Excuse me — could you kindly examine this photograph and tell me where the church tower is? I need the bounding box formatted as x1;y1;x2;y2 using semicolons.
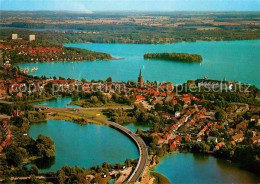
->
138;69;144;88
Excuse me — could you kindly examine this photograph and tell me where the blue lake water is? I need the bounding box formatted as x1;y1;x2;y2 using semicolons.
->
18;40;260;87
122;122;152;133
155;153;260;184
30;97;79;108
29;120;139;172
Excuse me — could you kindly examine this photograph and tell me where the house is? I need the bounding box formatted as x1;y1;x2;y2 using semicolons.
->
17;92;23;97
175;135;182;142
3;61;11;68
11;109;23;117
136;95;145;101
250;115;259;122
236;120;249;130
162;113;171;120
0;87;7;96
214;142;225;151
170;141;177;150
182;97;191;104
232;134;244;142
250;135;260;144
163;133;170;140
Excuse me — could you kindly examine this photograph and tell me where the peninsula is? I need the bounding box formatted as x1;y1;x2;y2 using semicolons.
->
144;53;203;63
0;35;112;64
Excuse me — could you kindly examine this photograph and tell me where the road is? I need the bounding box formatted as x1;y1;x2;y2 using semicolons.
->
0;101;148;184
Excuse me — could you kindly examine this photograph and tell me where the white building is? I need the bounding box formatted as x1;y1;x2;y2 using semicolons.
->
29;35;36;41
12;34;18;40
175;111;180;117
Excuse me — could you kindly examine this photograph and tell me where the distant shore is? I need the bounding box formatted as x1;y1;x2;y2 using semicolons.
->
16;57;123;65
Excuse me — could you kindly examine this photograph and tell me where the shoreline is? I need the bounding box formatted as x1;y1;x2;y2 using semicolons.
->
148;151;260;184
64;38;260;45
15;57;124;65
2;26;260;44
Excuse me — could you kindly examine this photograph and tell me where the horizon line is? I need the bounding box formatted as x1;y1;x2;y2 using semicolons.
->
1;10;260;12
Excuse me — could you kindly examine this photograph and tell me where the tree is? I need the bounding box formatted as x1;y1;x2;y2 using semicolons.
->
36;134;55;158
174;103;182;112
215;110;226;121
57;169;66;184
30;165;39;175
11;116;30;129
243;111;252;119
116;163;122;169
102;161;109;169
190;142;210;153
81;78;87;83
59;76;65;80
98;79;104;83
90;96;99;104
124;158;132;167
30;175;39;183
5;145;23;167
106;76;113;83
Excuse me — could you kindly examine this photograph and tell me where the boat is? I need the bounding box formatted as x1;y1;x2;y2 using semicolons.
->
31;67;38;72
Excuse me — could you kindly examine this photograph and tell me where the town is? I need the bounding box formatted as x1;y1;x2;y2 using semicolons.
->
1;1;260;182
0;33;112;65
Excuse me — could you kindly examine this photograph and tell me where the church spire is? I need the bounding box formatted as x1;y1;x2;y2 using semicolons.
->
139;68;142;78
138;68;144;88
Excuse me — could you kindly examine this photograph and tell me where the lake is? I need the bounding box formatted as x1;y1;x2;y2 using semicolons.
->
155;153;260;184
122;122;152;133
18;40;260;87
29;120;139;172
30;97;79;108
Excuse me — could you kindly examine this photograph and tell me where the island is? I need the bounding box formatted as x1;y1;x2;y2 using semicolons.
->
144;53;203;62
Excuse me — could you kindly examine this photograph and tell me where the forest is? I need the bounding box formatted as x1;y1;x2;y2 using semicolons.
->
1;11;260;45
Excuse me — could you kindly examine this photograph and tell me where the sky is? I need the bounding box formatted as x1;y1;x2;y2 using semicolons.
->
0;0;260;11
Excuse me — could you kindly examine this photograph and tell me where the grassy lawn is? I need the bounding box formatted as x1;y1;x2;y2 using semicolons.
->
0;114;10;120
46;110;106;125
69;99;132;109
95;174;112;184
79;110;109;120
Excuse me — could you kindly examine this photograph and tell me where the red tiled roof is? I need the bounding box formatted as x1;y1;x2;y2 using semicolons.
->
136;95;145;100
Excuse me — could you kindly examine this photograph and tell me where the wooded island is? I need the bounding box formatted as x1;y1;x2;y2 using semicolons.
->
144;53;203;63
